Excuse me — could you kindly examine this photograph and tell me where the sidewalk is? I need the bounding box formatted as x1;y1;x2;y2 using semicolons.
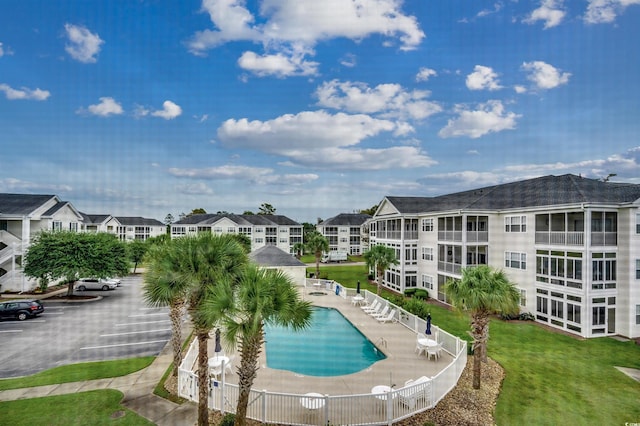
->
0;338;198;426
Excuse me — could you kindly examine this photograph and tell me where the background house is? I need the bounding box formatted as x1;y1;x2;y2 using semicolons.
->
369;174;640;339
171;213;303;254
316;213;371;255
249;245;307;284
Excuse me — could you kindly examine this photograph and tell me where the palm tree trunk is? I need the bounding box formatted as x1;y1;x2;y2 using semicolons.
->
471;313;489;390
196;329;210;426
235;331;263;426
169;299;184;377
376;270;382;295
315;252;320;280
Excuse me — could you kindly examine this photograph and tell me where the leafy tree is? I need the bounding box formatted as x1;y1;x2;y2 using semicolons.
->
202;264;312;426
301;222;316;239
359;203;379;216
363;244;399;295
175;233;248;426
164;213;175;234
146;234;169;246
189;208;207;216
242;210;254;215
24;231;128;296
142;241;189;377
257;203;276;215
127;239;148;273
445;265;520;389
216;210;230;215
305;231;328;279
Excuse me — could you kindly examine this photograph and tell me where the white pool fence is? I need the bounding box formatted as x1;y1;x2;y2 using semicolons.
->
178;280;467;425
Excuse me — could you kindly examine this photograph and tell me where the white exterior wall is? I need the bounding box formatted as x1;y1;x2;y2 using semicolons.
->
616;207;640;338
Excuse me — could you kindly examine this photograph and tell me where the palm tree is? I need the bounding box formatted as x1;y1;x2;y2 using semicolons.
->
305;231;328;279
363;244;399;295
292;242;305;258
175;233;248;426
142;241;188;378
445;265;520;389
203;264;312;426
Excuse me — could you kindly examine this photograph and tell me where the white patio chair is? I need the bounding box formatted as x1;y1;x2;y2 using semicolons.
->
415;333;427;356
427;343;442;361
224;355;235;375
361;299;379;313
398;376;431;409
370;305;389;318
376;308;397;323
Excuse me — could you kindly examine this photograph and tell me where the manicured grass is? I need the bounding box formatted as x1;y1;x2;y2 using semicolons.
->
0;389;154;425
305;264;372;290
0;357;154;391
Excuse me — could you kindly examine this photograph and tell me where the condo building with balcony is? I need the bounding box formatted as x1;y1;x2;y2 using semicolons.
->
369;174;640;339
316;213;371;255
171;213;303;254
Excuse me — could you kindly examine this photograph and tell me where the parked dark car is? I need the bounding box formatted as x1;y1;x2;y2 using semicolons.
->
0;299;44;321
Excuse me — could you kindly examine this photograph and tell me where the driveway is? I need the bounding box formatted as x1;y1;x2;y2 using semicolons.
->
0;274;172;378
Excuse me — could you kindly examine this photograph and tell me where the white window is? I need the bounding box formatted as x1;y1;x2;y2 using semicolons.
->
505;215;526;232
421;274;434;290
228;227;236;233
52;221;62;231
505;251;526;270
421;247;434;261
636;213;640;234
519;289;526;307
636;260;640;280
69;222;78;232
422;218;434;232
636;305;640;325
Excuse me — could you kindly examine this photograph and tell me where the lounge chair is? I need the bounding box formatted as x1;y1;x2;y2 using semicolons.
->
376;308;397;323
370;305;389;318
361;300;379;313
365;303;384;317
397;376;431;409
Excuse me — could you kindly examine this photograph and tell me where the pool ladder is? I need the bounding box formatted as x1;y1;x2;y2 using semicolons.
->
375;337;388;348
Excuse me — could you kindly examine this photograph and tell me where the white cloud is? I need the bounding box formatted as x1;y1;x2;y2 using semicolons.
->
476;2;503;18
438;100;520;139
188;0;424;54
151;100;182;120
64;23;104;63
0;42;3;57
176;182;214;195
416;67;437;82
524;0;566;29
168;164;319;185
466;65;503;91
0;178;72;193
81;97;123;117
340;53;357;68
0;83;50;100
315;80;441;120
584;0;640;24
420;171;503;187
217;110;436;170
514;85;527;94
238;50;318;77
522;61;571;89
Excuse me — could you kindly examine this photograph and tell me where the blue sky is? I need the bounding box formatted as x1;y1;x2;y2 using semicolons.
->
1;0;639;223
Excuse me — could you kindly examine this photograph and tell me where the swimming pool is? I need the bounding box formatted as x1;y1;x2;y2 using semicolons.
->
263;306;386;377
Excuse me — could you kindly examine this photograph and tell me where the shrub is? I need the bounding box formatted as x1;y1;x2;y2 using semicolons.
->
219;413;235;426
403;288;417;297
415;289;428;300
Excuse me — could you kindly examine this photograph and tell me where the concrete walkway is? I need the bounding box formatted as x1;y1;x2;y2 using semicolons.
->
0;337;198;426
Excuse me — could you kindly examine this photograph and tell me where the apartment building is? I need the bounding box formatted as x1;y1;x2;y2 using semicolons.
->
369;174;640;339
317;213;371;255
171;213;303;253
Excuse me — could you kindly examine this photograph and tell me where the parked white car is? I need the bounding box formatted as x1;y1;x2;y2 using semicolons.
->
76;278;117;291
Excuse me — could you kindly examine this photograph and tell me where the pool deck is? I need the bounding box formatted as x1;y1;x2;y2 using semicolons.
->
207;288;452;397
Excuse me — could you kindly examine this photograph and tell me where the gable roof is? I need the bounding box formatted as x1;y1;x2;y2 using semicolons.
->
80;213;112;224
115;216;164;227
249;245;306;267
0;193;57;216
321;213;371;226
385;174;640;214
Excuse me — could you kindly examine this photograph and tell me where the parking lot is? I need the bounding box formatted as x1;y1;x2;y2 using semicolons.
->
0;275;172;378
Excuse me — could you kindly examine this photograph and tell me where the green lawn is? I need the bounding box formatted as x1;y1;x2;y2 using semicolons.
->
313;265;640;425
0;357;154;391
0;389;154;425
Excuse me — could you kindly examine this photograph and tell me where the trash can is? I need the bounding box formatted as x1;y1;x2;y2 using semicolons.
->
335;284;340;295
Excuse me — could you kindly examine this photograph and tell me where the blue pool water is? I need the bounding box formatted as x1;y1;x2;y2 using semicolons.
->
264;307;386;377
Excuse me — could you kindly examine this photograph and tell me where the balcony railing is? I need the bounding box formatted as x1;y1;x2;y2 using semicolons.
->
590;232;617;246
535;231;584;246
438;261;462;275
438;231;462;242
466;231;488;243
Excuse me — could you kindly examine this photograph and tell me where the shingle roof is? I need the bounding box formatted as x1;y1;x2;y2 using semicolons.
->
0;193;57;215
174;213;301;227
80;213;112;224
249;245;306;267
321;213;371;226
115;216;164;226
386;174;640;214
42;201;71;216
